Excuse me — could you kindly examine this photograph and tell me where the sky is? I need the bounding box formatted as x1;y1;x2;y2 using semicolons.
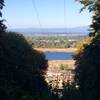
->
3;0;92;29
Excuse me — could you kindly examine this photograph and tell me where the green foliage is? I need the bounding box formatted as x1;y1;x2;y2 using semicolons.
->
59;64;69;71
76;0;100;36
76;0;94;12
90;3;100;36
76;36;94;52
0;32;49;99
74;1;100;100
0;0;4;17
0;0;6;32
74;33;100;100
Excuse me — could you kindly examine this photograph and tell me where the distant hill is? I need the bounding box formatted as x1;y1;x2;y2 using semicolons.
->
8;26;89;36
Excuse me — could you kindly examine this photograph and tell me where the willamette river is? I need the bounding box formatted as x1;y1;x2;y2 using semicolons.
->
44;52;74;60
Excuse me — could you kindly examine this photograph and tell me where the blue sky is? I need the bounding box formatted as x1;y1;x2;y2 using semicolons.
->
3;0;92;29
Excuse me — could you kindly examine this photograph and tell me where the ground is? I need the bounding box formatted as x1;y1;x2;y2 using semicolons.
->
34;48;77;52
35;48;76;88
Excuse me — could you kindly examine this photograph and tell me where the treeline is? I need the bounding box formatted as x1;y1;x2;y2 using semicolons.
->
25;36;85;48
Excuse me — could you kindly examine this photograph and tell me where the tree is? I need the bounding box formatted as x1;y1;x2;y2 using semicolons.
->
0;32;49;100
0;0;4;17
76;0;100;36
74;33;100;100
74;0;100;100
0;1;50;99
0;0;6;32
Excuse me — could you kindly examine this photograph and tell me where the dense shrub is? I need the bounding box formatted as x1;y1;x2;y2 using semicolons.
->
0;32;49;100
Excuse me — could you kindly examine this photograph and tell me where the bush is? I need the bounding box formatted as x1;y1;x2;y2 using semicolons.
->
74;33;100;100
59;64;69;71
0;32;49;100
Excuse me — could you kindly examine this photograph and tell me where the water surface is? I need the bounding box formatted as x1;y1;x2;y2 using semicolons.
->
44;52;74;60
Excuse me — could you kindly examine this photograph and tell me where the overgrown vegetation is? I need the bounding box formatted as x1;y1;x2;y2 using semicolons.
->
0;32;49;100
0;1;50;99
74;0;100;100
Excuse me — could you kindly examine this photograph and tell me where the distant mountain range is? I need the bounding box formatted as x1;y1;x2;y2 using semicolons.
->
8;26;90;36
